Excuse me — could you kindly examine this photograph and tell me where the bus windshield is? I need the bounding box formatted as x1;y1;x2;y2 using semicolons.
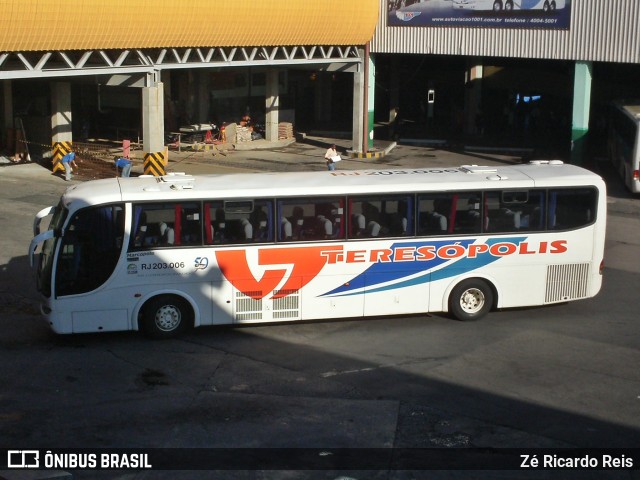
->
53;204;125;297
37;201;67;298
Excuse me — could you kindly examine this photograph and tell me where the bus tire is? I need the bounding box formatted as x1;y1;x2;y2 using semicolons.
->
449;279;494;321
493;1;502;11
504;1;513;11
141;295;192;339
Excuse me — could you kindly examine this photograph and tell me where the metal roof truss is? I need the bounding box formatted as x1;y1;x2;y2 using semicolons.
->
0;45;363;80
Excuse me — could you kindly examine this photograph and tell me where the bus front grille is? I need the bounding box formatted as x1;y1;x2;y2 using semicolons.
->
545;263;590;303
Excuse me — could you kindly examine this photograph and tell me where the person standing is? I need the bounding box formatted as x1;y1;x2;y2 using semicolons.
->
324;144;340;171
61;151;78;181
114;155;132;177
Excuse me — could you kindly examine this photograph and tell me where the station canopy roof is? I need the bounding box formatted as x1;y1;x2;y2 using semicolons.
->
0;0;379;52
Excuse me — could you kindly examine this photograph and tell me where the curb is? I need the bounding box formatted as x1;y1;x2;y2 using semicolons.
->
346;141;397;159
464;145;535;155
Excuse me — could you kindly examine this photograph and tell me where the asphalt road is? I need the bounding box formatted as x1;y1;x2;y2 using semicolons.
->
0;141;638;480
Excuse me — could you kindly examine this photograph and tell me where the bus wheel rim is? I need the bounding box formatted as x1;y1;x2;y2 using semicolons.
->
460;288;485;314
155;305;181;331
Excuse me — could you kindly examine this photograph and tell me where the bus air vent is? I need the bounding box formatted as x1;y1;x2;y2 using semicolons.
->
235;290;263;321
272;289;300;320
545;263;590;303
234;289;301;321
529;160;564;165
460;165;498;174
158;173;194;183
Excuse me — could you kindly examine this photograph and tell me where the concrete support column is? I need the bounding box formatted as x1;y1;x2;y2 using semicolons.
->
367;52;375;149
196;70;210;123
571;61;592;165
265;69;279;142
2;80;13;150
352;59;365;154
142;82;166;176
50;82;73;172
51;82;72;143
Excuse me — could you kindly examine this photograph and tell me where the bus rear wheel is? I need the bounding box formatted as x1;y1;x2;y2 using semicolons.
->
449;279;494;321
493;1;503;11
141;295;192;338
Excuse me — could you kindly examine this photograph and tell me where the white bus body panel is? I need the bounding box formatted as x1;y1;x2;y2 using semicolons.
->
35;164;605;334
44;229;601;334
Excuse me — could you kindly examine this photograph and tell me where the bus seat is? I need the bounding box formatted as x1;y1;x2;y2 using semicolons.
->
352;213;366;237
329;216;342;239
316;215;333;239
159;222;175;245
213;208;226;243
426;211;447;232
281;217;292;240
250;207;269;241
143;223;161;246
291;206;305;240
241;217;253;241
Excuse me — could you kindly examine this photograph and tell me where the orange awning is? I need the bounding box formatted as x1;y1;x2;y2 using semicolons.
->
0;0;379;52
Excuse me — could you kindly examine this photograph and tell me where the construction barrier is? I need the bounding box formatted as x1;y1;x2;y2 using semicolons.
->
143;151;166;176
52;141;72;173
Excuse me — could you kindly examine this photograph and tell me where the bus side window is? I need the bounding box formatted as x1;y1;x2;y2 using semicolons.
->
383;198;412;236
311;202;336;240
549;189;595;230
277;201;296;241
204;202;227;245
213;208;226;243
181;206;202;245
291;206;305;240
131;202;200;248
455;195;482;234
132;209;148;247
278;203;306;242
419;195;452;235
350;199;382;238
250;205;270;242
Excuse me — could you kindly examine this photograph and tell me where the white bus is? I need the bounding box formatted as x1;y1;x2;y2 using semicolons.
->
453;0;565;12
607;101;640;194
29;163;606;338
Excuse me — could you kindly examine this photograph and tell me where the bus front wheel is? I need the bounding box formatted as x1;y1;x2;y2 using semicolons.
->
449;279;494;321
141;295;192;338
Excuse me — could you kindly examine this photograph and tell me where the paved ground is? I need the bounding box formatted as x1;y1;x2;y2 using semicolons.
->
2;136;637;480
122;136;526;177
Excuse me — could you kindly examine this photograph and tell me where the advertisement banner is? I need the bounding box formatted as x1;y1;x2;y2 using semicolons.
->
388;0;571;29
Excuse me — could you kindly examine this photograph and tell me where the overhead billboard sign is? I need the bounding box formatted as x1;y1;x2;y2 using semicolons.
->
388;0;571;29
